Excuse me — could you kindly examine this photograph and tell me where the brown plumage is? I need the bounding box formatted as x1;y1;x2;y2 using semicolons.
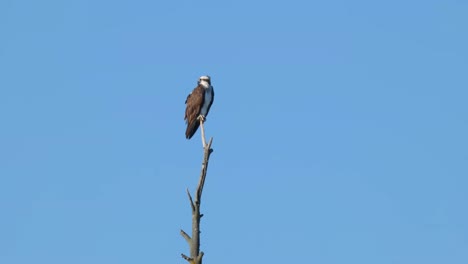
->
184;76;214;139
184;85;204;139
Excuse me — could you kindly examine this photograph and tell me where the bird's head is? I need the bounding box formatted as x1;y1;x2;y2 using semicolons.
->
198;75;211;85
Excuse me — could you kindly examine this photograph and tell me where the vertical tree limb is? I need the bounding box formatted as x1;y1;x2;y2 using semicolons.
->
180;135;214;264
200;117;207;148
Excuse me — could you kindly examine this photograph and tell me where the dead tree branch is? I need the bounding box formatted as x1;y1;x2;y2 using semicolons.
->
180;137;214;264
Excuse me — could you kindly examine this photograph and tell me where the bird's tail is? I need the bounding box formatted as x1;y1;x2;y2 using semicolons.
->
185;121;200;139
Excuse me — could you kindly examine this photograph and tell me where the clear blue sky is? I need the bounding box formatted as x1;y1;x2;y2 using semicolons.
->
1;0;467;263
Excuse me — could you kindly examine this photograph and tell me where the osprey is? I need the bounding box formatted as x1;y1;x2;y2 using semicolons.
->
184;75;214;139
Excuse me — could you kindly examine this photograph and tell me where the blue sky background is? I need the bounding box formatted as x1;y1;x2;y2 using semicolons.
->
1;0;467;263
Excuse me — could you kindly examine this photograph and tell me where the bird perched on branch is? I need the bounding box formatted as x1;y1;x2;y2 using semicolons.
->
184;75;214;140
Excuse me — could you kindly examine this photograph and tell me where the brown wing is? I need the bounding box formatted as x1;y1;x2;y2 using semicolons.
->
184;85;205;139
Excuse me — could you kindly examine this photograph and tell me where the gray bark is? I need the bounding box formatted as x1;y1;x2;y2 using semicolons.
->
180;137;213;264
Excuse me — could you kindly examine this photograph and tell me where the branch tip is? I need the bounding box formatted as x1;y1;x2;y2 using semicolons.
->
180;229;191;243
186;188;195;212
181;253;193;262
198;251;205;261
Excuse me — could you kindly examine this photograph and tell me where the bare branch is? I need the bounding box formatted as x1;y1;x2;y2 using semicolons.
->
197;252;204;263
196;137;213;205
180;134;213;264
180;229;191;244
200;118;206;148
181;253;193;263
186;188;195;212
